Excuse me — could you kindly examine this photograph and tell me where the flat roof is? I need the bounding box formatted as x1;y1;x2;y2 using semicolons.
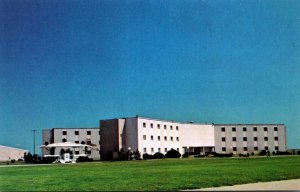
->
0;145;28;151
51;128;99;130
100;116;285;126
214;124;285;126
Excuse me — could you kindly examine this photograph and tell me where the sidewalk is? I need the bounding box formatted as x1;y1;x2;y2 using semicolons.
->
193;179;300;191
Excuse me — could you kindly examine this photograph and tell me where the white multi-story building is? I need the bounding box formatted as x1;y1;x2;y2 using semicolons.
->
42;128;100;160
100;116;287;160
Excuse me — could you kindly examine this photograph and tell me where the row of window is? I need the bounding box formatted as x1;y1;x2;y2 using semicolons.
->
74;150;91;155
222;136;278;142
143;147;180;153
62;131;100;135
143;135;179;141
222;146;279;152
61;139;100;145
143;122;179;131
221;127;278;132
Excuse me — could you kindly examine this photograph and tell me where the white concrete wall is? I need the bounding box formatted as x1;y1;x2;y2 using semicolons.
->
137;117;183;155
182;124;215;147
0;145;28;161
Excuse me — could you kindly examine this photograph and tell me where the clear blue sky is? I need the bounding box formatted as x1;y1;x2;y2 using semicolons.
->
0;0;299;153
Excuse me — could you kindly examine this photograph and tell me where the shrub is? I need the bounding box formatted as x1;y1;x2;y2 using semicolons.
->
251;152;254;156
182;153;189;158
153;152;165;159
258;150;267;156
143;153;153;160
214;153;233;157
276;151;292;155
297;151;300;155
40;157;57;164
11;159;16;163
133;150;142;160
166;149;181;158
76;156;93;162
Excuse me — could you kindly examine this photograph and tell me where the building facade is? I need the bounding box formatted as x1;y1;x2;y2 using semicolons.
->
42;128;100;160
214;124;286;155
0;145;28;161
100;116;287;160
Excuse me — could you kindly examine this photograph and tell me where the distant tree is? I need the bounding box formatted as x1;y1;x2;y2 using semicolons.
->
24;152;33;163
133;149;142;160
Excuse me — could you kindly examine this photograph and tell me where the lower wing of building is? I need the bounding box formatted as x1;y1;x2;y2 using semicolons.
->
99;116;287;160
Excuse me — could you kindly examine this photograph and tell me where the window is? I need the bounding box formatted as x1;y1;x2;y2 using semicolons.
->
75;131;79;135
165;148;168;152
75;151;79;155
176;126;179;131
62;138;67;142
264;127;268;131
170;137;173;141
233;147;237;151
265;146;269;150
87;131;91;135
158;148;161;152
81;141;85;144
151;148;154;153
143;122;146;128
170;125;173;130
222;147;226;152
221;127;225;132
143;148;147;153
222;137;226;142
150;123;153;128
243;127;247;131
177;148;179;151
164;125;166;130
232;137;236;141
274;127;278;131
158;136;161;141
157;124;160;129
254;137;258;141
143;135;146;140
274;137;278;141
264;137;268;141
253;127;257;131
243;147;248;151
254;147;258;151
243;137;247;141
87;150;91;155
176;137;179;141
164;136;167;141
151;135;153;140
75;141;79;144
232;127;236;132
44;142;49;146
62;131;67;135
275;146;279;151
86;140;91;145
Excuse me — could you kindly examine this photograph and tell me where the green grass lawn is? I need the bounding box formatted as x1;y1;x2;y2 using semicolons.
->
0;156;299;191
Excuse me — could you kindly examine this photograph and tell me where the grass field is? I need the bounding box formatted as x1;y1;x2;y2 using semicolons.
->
1;156;300;191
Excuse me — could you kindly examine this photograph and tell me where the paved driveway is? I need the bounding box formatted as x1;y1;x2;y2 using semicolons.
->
190;179;300;191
